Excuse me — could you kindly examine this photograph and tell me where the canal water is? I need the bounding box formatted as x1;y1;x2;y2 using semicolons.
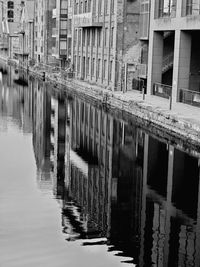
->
0;65;200;267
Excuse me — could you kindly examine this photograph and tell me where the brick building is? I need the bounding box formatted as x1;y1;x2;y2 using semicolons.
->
71;0;140;91
34;0;56;64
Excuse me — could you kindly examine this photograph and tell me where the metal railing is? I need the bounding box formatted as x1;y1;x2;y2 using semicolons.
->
153;82;172;109
32;62;75;81
179;88;200;107
153;83;172;98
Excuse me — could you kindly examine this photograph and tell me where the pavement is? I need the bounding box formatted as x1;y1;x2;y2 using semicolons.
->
114;90;200;128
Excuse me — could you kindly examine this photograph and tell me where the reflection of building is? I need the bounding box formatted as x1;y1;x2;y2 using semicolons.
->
0;64;32;131
139;133;200;267
65;96;113;237
50;94;66;198
110;120;144;263
28;71;200;266
32;78;52;191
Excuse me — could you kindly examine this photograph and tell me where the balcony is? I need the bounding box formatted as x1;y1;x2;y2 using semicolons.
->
73;12;103;28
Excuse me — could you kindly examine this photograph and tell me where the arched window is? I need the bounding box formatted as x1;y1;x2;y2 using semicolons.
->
7;1;14;9
7;10;14;18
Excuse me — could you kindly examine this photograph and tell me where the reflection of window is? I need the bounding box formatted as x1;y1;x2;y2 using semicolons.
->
7;10;14;18
8;1;14;9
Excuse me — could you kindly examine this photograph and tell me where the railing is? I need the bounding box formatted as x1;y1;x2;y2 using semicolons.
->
162;52;174;73
153;83;172;99
179;88;200;107
34;63;75;80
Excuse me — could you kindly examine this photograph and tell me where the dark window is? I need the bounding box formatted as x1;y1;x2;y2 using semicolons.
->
7;10;14;18
7;1;14;9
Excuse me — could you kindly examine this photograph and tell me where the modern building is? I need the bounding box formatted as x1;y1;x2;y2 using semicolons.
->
71;0;140;91
147;0;200;107
51;0;68;68
138;0;150;90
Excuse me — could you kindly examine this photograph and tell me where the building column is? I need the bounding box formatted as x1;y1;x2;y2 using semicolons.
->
147;31;163;95
172;30;191;102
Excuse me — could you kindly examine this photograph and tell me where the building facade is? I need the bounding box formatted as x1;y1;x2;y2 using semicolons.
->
34;0;57;64
51;0;69;68
147;0;200;106
71;0;140;91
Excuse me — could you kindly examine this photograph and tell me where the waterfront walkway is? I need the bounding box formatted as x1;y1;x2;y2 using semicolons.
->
4;58;200;143
114;90;200;128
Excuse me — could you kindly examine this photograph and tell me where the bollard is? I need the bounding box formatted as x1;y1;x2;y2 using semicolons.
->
142;87;145;100
42;71;45;81
169;95;172;110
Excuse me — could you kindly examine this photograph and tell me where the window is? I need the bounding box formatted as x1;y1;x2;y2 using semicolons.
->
103;60;107;79
74;29;78;45
111;0;114;14
99;0;102;14
92;58;95;76
87;30;90;46
88;0;91;12
104;28;108;46
92;29;95;46
159;0;176;18
98;29;102;47
84;0;87;12
111;27;114;47
105;0;108;14
82;30;86;46
97;59;101;78
60;19;67;35
7;1;14;9
78;56;81;73
7;10;14;18
86;57;90;75
109;61;113;81
74;56;77;71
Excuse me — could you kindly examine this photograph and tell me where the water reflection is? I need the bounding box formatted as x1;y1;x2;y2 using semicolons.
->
1;64;200;267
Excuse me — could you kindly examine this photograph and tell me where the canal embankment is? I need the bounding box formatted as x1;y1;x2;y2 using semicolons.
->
6;59;200;145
